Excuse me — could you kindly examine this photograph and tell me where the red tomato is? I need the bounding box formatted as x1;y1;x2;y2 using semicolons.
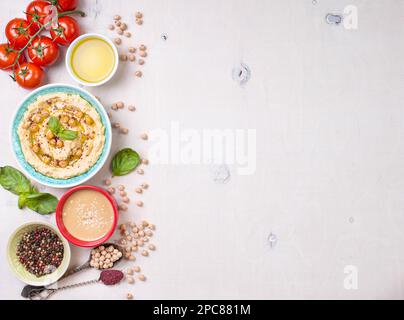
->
15;62;45;89
28;36;60;67
55;0;78;12
0;43;25;70
5;18;36;50
26;1;53;32
50;16;80;46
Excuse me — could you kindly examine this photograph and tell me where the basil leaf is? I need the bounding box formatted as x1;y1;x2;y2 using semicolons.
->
58;129;78;141
18;193;29;209
47;116;61;135
25;193;58;215
0;166;32;195
111;148;141;176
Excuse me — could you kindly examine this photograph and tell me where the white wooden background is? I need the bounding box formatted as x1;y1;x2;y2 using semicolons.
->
1;0;404;299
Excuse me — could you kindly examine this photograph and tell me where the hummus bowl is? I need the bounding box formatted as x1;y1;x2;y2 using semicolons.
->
11;84;112;188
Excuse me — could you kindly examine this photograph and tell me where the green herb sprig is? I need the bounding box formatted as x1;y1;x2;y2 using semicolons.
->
111;148;141;176
48;116;78;141
0;166;58;215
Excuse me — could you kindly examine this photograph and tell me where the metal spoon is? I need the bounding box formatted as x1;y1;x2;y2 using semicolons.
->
21;243;124;299
28;270;124;300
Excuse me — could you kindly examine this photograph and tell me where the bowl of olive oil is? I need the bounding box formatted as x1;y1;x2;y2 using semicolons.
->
66;33;119;87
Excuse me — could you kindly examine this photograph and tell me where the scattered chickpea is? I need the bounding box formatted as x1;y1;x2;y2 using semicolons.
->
115;20;122;27
128;54;136;62
119;204;128;211
113;122;120;129
49;139;57;146
126;293;133;300
117;29;123;35
111;104;118;111
140;133;148;140
104;179;112;186
145;230;153;237
139;230;145;237
137;169;144;175
138;59;145;65
139;44;147;51
127;277;135;284
128;105;136;112
120;128;129;134
129;255;136;261
116;101;124;109
123;197;130;203
141;250;149;257
135;71;143;78
135;187;143;194
139;51;147;58
142;159;149;165
114;15;121;20
120;23;127;31
56;140;64;148
141;183;149;189
85;115;94;125
136;201;144;207
136;19;143;25
124;32;131;38
138;274;146;281
120;54;128;61
114;38;122;45
118;185;125;191
133;266;141;272
127;268;134;275
108;24;115;30
107;187;115;194
135;12;143;19
148;244;156;251
46;131;54;140
148;224;156;230
129;47;136;53
120;191;127;197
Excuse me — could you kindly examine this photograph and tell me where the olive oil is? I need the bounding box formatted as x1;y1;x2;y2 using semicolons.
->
70;37;116;84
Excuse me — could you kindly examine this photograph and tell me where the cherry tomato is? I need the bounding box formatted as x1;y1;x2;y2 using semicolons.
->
0;43;25;70
28;36;60;67
15;62;45;89
26;1;53;32
55;0;78;12
5;18;36;50
50;16;80;46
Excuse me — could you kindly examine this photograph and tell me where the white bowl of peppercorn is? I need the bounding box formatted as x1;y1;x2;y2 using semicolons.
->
7;222;71;286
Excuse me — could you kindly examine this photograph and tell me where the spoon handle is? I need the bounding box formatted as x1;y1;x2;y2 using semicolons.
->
29;279;100;300
61;261;91;279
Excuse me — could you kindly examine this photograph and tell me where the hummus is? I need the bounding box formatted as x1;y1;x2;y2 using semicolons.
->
17;93;105;179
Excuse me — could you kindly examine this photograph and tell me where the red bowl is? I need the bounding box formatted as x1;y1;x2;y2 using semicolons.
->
56;185;118;247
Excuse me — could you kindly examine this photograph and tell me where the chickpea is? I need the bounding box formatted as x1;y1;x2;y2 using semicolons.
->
128;105;136;111
114;38;122;45
120;191;127;197
32;144;40;153
104;179;112;186
139;44;147;51
136;201;144;207
137;169;144;175
49;139;57;146
129;47;136;53
120;54;128;61
148;244;156;251
118;185;125;191
133;266;141;272
46;131;55;140
136;19;143;25
138;274;146;281
41;110;49;117
33;115;42;123
76;111;84;119
139;51;147;58
135;71;143;78
30;124;39;133
120;23;127;31
108;187;115;194
114;15;121;20
117;29;123;35
60;115;70;123
85;115;94;125
75;148;83;157
58;160;68;168
127;277;135;284
142;159;149;165
56;140;64;148
128;54;136;62
43;156;51;164
22;121;31;129
124;32;131;38
145;230;153;237
123;197;130;203
108;24;115;30
126;293;133;300
138;59;145;65
116;101;124;109
120;128;129;134
140;133;148;140
68;118;76;126
135;12;143;19
135;187;143;194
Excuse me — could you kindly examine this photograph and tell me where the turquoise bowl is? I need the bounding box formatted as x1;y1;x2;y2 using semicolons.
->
11;84;112;189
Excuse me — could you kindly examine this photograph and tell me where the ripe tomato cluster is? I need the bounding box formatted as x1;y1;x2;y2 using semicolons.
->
0;0;82;89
